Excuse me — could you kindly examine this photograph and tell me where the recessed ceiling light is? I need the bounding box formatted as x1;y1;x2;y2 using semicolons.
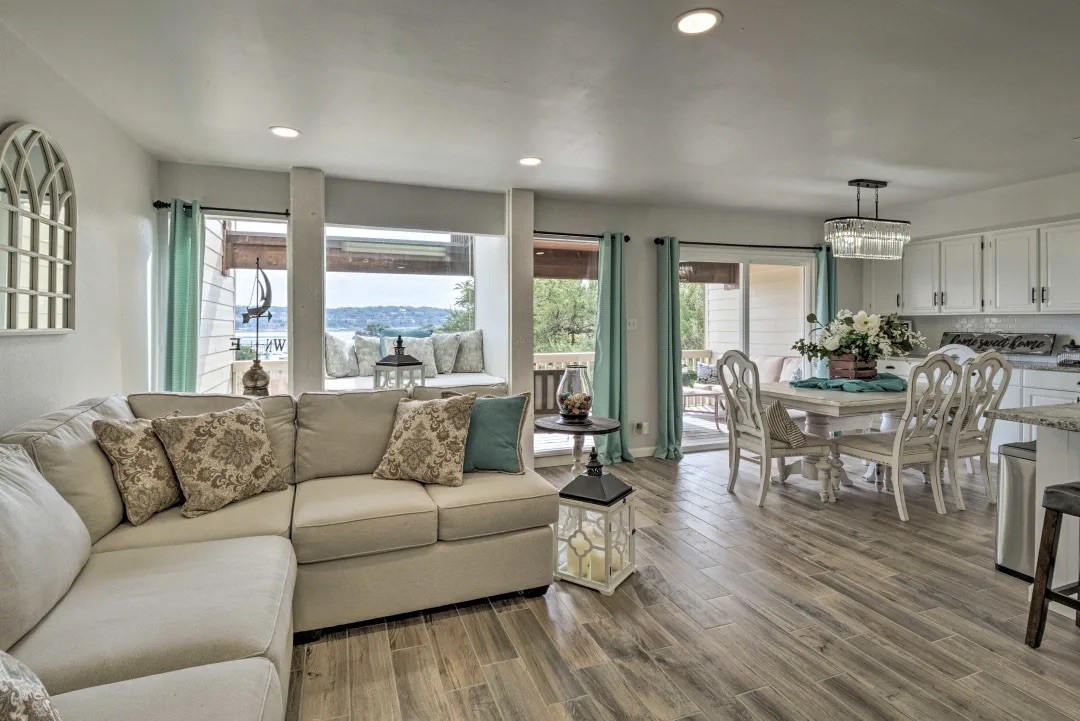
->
269;126;301;138
674;8;722;35
519;157;543;166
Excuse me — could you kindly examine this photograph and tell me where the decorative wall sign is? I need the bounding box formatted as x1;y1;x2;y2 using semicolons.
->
0;122;76;333
939;332;1056;356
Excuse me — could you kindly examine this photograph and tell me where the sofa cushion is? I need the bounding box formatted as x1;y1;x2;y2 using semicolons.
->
92;416;182;526
325;374;506;392
10;536;295;696
0;395;132;542
424;470;558;541
127;393;297;484
0;445;91;651
50;658;282;721
0;649;61;720
291;474;437;563
92;485;295;553
294;390;408;482
411;381;508;400
152;403;287;517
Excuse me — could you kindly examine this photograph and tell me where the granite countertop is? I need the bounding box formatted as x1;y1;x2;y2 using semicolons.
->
878;356;1080;374
987;403;1080;431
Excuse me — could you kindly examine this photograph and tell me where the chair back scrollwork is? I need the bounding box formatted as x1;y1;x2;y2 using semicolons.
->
716;350;766;439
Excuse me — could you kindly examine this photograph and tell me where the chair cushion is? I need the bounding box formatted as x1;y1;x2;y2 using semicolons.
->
424;470;558;541
294;390;408;482
373;395;477;487
751;355;786;383
291;475;437;563
92;486;295;553
50;658;282;721
836;431;935;464
0;445;90;651
1043;482;1080;516
10;536;295;695
0;395;133;542
127;393;297;484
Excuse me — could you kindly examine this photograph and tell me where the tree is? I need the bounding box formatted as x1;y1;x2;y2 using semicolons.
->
679;282;705;350
439;279;475;333
363;321;390;336
533;279;598;353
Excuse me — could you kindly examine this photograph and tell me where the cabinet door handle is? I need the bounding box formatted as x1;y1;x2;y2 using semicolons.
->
1042;286;1048;303
1032;287;1036;303
941;291;946;306
896;293;901;308
933;291;938;306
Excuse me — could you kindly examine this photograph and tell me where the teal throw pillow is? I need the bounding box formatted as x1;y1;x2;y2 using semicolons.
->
379;328;434;355
462;394;530;474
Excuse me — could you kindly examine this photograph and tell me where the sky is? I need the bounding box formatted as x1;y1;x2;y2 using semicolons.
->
234;268;463;309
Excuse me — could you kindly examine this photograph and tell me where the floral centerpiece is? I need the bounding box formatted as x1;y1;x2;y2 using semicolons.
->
793;310;926;379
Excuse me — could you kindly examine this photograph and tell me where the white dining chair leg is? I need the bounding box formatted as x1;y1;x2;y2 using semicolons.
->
888;462;909;522
946;452;966;511
981;452;996;504
756;451;772;506
928;458;948;515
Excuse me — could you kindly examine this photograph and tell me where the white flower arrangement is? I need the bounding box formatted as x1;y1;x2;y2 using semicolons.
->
793;310;926;362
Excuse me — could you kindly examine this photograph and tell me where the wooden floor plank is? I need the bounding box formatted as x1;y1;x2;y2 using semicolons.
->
347;622;400;721
499;607;585;704
483;658;555;721
426;606;486;691
300;630;350;721
457;599;519;666
392;645;451;721
445;683;503;721
388;611;430;650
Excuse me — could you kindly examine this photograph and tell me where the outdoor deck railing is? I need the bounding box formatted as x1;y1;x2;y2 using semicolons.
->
230;350;715;395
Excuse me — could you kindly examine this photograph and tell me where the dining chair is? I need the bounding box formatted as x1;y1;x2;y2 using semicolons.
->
939;351;1012;510
834;354;962;521
716;350;840;506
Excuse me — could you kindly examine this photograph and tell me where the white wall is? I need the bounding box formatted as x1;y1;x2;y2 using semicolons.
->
0;21;155;432
532;197;824;454
473;234;510;380
158;162;289;213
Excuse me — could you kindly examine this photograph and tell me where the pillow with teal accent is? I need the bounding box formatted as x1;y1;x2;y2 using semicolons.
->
445;392;530;474
379;328;434;355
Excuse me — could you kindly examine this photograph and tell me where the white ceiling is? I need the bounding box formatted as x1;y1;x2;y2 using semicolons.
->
3;0;1080;214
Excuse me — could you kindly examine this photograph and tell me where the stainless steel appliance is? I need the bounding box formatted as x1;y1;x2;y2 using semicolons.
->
996;440;1037;581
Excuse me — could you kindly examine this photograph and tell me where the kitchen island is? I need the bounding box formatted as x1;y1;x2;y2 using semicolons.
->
988;402;1080;617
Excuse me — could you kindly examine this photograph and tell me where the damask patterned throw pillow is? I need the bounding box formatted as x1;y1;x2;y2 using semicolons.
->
152;403;287;517
353;335;381;377
452;330;485;373
0;651;61;721
325;333;359;378
432;333;461;374
402;336;439;377
93;415;182;525
374;395;477;486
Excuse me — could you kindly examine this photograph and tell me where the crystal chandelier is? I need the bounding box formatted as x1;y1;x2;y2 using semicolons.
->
824;179;911;260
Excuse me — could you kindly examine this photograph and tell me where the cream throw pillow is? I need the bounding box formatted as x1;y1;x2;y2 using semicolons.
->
93;415;182;525
152;403;286;517
374;395;476;486
402;336;438;378
0;651;61;721
353;334;381;377
764;402;806;447
432;333;461;374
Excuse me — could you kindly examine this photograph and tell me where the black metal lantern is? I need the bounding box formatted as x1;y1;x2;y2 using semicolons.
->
374;336;426;389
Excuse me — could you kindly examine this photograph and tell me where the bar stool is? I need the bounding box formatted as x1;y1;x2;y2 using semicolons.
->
1025;481;1080;648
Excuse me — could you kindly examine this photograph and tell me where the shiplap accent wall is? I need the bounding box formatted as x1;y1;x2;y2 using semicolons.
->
197;219;235;393
705;265;804;358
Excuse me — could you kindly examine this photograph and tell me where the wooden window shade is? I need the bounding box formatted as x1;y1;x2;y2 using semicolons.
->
679;261;739;286
534;239;599;280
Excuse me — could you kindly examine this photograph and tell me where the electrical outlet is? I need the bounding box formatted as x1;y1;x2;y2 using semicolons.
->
627;318;639;331
634;421;649;435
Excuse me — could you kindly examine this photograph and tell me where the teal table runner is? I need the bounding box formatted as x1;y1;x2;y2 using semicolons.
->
789;372;907;393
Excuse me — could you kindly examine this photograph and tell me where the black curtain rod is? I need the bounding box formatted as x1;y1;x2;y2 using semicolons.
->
534;230;631;242
653;237;823;251
153;200;291;218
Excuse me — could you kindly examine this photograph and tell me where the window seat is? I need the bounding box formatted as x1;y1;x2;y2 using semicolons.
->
324;372;505;391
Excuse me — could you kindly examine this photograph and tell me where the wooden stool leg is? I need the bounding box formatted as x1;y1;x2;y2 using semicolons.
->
1027;508;1063;648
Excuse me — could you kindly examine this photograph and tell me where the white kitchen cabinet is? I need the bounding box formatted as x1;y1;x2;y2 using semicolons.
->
1040;222;1080;312
939;235;982;314
901;242;939;314
867;259;903;314
1021;388;1078;442
985;228;1039;313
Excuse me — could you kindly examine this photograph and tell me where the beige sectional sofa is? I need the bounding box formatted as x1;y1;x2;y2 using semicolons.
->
0;384;558;720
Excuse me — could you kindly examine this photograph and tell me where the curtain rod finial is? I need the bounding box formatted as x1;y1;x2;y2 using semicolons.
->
653;237;665;245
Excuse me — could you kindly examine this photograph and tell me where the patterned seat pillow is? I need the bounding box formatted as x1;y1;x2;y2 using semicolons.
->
374;395;477;486
324;333;359;378
353;335;381;377
432;333;462;374
93;415;183;525
453;330;485;373
697;362;718;384
151;403;287;517
764;402;806;447
0;651;61;721
402;336;438;378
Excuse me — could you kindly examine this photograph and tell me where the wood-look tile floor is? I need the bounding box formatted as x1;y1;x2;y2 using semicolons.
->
288;452;1080;721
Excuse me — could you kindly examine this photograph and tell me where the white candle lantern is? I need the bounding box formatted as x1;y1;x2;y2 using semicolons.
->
554;449;636;594
374;336;426;390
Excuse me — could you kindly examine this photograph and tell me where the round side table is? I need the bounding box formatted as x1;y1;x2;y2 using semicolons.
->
534;415;621;476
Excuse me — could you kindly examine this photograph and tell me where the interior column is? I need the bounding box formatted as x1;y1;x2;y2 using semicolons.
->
288;167;326;395
507;189;535;464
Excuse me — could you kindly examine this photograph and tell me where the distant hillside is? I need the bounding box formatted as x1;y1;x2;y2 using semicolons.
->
235;305;451;332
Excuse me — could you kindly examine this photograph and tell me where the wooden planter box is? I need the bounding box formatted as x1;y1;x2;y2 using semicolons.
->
829;354;877;380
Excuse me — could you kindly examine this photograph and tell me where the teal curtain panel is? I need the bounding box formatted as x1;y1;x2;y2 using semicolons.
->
593;232;634;465
165;200;204;392
654;237;683;460
813;245;838;378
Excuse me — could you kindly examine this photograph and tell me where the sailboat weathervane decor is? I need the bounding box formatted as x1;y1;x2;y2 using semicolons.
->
241;258;273;396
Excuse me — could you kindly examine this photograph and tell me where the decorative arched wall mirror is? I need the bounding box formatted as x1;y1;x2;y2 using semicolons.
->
0;122;76;333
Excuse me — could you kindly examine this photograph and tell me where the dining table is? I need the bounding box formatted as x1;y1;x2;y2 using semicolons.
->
758;381;910;487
